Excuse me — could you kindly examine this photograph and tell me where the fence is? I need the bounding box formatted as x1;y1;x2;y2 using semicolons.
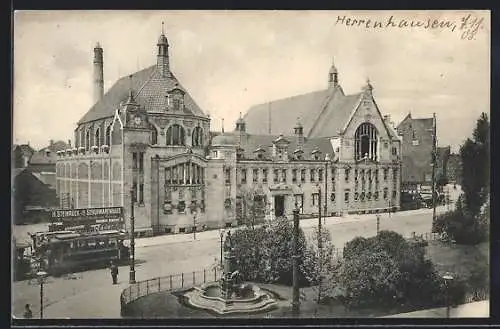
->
120;267;222;316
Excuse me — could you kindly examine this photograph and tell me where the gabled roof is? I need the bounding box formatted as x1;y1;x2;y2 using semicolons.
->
78;65;206;125
308;91;362;138
13;144;35;156
243;89;330;136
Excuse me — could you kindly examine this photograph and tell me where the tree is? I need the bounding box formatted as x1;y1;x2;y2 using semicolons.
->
229;216;309;286
338;250;402;309
301;227;341;303
338;231;445;309
433;113;490;245
460;112;489;215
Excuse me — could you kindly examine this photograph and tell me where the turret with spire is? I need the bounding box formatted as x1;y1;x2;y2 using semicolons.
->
157;22;170;77
363;77;373;95
328;57;339;89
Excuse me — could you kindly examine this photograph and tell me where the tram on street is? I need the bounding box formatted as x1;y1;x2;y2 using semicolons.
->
26;206;130;276
30;229;130;276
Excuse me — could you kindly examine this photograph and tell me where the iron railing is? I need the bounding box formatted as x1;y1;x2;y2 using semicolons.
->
120;267;221;316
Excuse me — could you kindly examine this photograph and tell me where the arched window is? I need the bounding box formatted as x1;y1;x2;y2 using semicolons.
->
105;125;112;146
166;124;185;146
94;128;100;147
192;127;203;147
354;123;378;161
80;129;85;148
151;125;158;145
85;130;91;151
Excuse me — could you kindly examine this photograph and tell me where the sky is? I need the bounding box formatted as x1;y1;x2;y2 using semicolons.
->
13;10;490;152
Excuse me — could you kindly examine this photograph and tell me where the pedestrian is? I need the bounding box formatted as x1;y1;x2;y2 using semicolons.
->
110;261;118;285
23;304;33;319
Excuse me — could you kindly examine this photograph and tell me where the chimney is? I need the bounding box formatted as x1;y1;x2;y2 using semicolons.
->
93;42;104;104
50;139;54;146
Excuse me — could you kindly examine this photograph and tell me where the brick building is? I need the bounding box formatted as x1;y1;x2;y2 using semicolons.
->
396;113;434;191
56;27;402;235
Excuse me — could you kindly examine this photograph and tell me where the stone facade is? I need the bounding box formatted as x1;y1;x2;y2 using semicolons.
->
56;28;402;236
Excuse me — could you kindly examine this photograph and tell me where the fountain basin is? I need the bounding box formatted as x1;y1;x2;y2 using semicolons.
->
183;282;277;315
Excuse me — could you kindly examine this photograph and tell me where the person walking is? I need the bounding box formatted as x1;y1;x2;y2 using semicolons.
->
110;261;118;285
23;304;33;319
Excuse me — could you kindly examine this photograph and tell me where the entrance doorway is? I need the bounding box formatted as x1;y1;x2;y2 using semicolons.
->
274;195;285;218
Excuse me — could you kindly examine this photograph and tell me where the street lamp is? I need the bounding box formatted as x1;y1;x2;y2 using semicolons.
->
219;229;225;268
192;209;197;241
443;273;454;318
376;214;381;235
291;200;300;316
323;154;332;224
129;188;136;284
36;271;48;319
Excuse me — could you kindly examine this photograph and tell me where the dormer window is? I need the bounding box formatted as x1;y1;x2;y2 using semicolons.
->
254;145;266;160
311;148;322;160
167;86;185;112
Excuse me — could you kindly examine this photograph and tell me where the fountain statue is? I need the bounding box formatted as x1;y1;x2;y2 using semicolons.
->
182;230;277;315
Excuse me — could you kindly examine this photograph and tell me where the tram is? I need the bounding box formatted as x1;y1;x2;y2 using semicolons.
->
30;229;130;276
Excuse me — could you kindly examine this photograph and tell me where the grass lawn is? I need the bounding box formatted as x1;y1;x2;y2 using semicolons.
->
425;240;489;280
124;240;489;318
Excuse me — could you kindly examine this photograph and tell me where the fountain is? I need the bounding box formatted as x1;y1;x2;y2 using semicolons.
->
183;231;277;315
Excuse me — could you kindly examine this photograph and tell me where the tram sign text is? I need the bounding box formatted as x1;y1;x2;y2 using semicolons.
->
51;207;123;219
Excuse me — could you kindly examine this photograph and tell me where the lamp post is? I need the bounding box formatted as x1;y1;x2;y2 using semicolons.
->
219;229;225;268
36;271;48;319
376;214;381;235
291;201;300;316
129;188;136;284
430;113;437;223
323;155;331;224
443;273;454;318
192;209;197;241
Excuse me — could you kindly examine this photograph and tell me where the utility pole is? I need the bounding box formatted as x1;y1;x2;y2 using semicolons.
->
317;187;322;303
292;202;300;316
129;188;136;284
376;214;380;235
323;158;329;225
431;113;437;223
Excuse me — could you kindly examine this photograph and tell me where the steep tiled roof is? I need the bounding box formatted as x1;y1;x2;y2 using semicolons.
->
30;140;70;165
308;91;362;138
243;89;330;136
13;144;35;156
78;65;205;124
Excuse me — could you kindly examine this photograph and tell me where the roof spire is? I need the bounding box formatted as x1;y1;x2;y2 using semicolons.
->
329;56;339;89
126;75;135;104
161;21;165;35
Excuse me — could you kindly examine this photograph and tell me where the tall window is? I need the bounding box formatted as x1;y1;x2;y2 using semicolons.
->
132;153;137;169
354;123;378;161
105;125;111;146
319;169;324;182
273;169;279;183
312;193;319;206
224;167;231;185
384;168;388;181
345;169;350;182
85;130;91;151
138;183;144;204
151;126;158;145
292;169;297;182
192;127;203;147
95;128;100;147
301;169;306;183
241;169;247;184
263;169;268;183
253;169;259;183
166;124;185;146
383;187;389;200
310;169;316;182
282;169;287;183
